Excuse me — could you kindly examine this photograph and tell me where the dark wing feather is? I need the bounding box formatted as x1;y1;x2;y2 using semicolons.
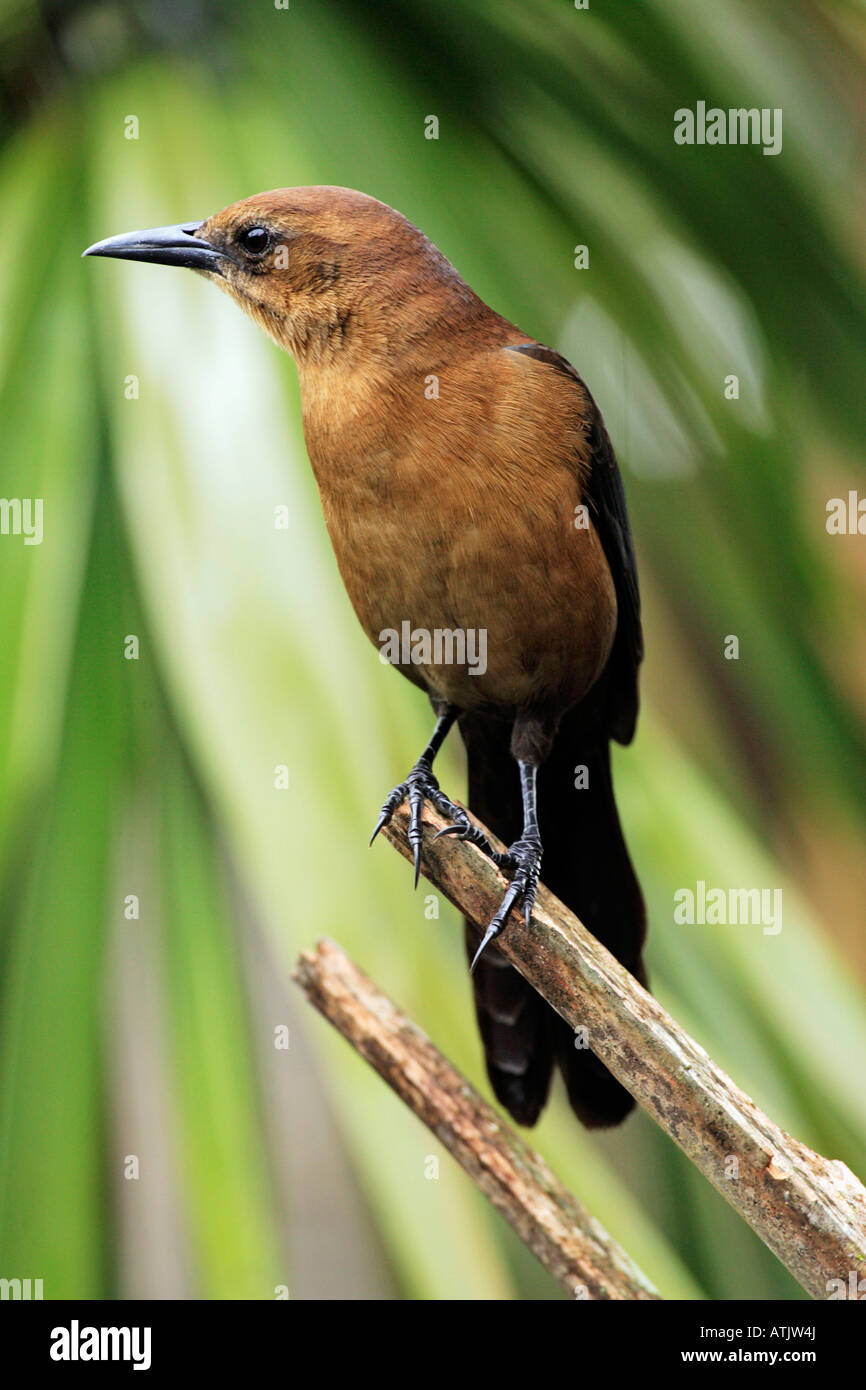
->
506;342;643;744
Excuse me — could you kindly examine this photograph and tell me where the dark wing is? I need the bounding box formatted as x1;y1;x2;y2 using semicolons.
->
506;342;643;744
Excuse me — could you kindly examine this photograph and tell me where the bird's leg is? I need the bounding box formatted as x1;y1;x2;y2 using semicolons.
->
370;704;499;886
471;760;543;972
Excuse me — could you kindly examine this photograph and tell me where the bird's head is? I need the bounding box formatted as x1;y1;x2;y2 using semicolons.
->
83;186;465;369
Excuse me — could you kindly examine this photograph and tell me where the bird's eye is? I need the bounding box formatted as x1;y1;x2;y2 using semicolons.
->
238;226;271;256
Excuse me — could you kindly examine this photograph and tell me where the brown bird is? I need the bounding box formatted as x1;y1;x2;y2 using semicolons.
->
84;187;647;1128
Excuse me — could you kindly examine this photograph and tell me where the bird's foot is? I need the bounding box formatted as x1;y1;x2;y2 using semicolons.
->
470;832;543;972
370;758;498;887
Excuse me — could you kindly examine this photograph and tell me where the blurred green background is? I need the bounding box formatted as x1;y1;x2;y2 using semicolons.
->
1;0;865;1301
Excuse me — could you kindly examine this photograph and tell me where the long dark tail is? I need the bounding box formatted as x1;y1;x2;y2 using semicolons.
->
459;705;647;1128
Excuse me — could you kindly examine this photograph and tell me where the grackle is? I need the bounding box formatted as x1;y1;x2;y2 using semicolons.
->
84;188;647;1128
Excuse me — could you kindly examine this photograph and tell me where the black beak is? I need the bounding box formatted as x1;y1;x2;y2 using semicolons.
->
82;221;231;272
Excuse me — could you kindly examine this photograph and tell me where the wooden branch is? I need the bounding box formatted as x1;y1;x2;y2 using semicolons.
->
293;939;660;1300
380;802;866;1301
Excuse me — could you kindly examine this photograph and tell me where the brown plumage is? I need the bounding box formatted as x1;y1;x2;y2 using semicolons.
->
84;186;647;1128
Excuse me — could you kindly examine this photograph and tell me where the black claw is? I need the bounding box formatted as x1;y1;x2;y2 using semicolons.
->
431;816;501;863
473;833;542;967
412;837;422;888
369;813;388;846
499;881;523;922
470;920;503;972
408;781;426;887
369;781;409;846
472;892;519;972
372;758;494;887
432;823;462;841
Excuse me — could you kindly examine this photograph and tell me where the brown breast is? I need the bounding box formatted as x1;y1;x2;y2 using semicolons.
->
298;331;617;716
